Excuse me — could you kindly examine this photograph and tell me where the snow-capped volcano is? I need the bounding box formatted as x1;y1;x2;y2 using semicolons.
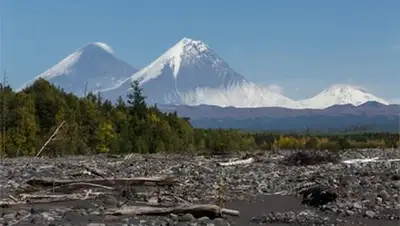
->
102;37;299;108
20;38;391;109
18;42;138;96
299;84;389;109
132;37;246;87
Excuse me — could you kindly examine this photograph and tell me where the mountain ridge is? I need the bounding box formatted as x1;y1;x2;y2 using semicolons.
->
157;101;399;132
158;101;399;120
20;37;394;109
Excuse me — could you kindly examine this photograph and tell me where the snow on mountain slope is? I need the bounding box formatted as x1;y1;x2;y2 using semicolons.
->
102;37;300;108
164;82;301;108
18;42;138;96
299;84;389;109
19;38;390;109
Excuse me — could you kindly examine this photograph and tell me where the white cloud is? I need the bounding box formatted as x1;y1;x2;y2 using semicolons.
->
265;84;284;94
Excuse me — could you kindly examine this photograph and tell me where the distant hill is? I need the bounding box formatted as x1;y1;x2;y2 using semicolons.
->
158;102;400;132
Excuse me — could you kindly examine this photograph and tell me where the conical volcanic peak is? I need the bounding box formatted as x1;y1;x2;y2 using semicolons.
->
101;38;301;108
19;42;137;96
130;37;240;85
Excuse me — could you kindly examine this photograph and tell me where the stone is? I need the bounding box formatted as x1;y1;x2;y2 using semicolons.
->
378;190;391;201
180;213;195;222
345;210;355;216
365;210;376;218
170;213;179;221
353;202;363;209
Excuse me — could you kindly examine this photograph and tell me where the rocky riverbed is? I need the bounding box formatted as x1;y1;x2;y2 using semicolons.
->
0;148;399;226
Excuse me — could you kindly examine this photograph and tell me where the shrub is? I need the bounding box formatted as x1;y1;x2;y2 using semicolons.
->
281;150;341;166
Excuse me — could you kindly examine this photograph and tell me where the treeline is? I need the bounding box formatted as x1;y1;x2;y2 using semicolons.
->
0;78;398;157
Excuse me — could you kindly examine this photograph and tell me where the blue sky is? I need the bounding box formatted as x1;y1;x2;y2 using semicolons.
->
1;0;399;101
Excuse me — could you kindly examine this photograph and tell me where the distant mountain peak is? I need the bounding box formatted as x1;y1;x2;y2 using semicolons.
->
84;42;114;54
18;42;137;95
130;37;238;85
175;37;209;56
33;42;116;81
102;38;299;108
300;83;389;109
325;84;369;93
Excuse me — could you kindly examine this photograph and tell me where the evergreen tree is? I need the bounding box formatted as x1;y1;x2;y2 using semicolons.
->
127;80;147;118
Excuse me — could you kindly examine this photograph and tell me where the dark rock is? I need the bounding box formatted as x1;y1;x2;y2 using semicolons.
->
301;186;337;207
62;211;82;221
213;218;228;226
102;195;119;207
169;213;179;221
391;174;400;181
197;216;212;224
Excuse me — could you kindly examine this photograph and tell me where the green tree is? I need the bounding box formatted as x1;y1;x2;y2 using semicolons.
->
127;80;147;118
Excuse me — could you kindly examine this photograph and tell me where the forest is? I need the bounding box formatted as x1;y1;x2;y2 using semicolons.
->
0;78;399;157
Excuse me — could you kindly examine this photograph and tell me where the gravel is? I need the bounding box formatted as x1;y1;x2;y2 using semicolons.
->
0;148;399;225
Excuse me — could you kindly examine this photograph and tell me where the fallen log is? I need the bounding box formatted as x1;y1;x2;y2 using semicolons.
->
42;182;114;193
102;204;239;219
26;176;177;187
217;157;254;166
0;191;103;207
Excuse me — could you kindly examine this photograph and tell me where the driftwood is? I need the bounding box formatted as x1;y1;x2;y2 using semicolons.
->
20;189;103;201
102;204;239;218
83;165;107;177
8;213;31;226
42;182;115;193
26;176;177;187
20;193;85;202
0;190;103;207
69;166;107;178
217;157;254;166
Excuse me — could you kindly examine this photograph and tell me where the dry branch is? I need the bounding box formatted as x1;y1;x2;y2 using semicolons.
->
20;193;82;201
102;204;239;218
20;189;101;202
26;176;177;187
36;121;66;157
